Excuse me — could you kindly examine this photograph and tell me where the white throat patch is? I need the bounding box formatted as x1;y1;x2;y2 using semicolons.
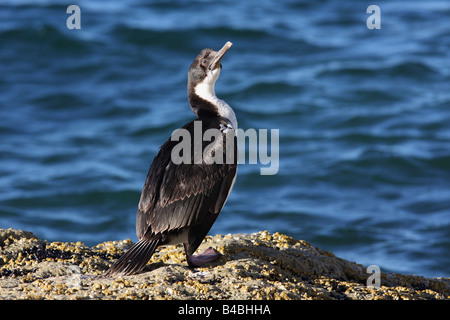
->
194;68;238;129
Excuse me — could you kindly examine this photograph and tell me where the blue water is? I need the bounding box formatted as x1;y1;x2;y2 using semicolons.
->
1;0;449;278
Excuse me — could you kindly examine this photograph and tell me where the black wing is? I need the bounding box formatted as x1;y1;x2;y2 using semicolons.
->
136;118;237;241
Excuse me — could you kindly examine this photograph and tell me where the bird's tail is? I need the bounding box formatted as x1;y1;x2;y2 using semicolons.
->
105;238;161;276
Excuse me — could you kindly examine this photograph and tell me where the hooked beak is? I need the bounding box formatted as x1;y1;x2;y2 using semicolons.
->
208;41;233;71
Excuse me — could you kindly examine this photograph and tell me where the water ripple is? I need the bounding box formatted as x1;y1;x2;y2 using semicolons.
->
1;0;449;277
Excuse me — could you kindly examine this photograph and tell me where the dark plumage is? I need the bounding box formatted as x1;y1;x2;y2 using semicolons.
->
106;42;237;276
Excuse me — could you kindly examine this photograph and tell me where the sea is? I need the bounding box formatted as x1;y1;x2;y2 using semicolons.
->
1;0;449;278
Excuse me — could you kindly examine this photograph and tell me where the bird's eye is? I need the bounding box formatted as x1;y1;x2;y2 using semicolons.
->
202;59;208;65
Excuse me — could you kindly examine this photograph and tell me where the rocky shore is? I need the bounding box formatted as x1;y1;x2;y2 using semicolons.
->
0;228;448;300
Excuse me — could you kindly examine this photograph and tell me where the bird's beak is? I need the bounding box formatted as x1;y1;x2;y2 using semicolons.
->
208;41;233;71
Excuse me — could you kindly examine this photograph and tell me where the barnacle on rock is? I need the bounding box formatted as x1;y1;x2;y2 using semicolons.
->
0;228;448;300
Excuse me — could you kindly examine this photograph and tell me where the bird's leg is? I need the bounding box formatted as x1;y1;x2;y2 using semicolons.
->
184;245;222;267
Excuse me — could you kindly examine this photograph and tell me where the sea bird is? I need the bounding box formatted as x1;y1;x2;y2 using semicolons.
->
106;42;237;276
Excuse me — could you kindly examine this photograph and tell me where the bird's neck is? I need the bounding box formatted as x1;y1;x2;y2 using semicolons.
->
188;78;237;129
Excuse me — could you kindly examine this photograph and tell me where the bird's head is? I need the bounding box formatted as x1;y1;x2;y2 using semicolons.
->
188;42;233;100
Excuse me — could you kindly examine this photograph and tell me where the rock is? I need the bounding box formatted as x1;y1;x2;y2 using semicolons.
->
0;228;448;300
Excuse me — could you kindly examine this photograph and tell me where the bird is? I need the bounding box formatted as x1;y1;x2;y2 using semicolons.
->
105;42;237;276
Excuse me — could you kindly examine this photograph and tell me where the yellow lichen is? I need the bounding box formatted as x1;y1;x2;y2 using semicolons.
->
1;229;449;300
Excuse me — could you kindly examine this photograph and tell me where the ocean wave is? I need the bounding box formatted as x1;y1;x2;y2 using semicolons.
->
2;0;450;277
317;60;439;80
